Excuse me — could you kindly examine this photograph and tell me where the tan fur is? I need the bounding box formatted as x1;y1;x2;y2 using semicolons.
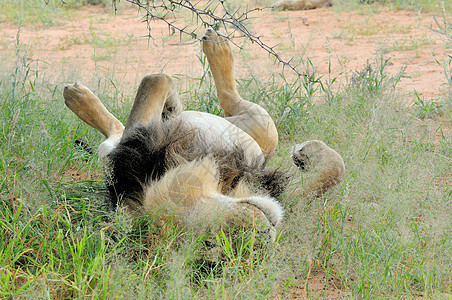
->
63;82;125;161
142;157;220;212
63;29;349;245
277;0;332;10
64;78;264;163
292;140;345;198
65;29;359;249
141;156;283;240
63;82;124;139
202;29;278;155
125;74;182;132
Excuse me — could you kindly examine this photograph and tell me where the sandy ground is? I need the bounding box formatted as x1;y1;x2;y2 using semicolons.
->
0;3;450;298
0;3;450;100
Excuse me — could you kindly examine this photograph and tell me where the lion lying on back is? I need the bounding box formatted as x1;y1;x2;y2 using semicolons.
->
63;29;344;244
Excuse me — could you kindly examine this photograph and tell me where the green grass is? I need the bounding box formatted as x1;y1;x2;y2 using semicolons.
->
0;0;112;26
1;1;452;299
343;18;414;36
0;0;450;28
1;39;451;299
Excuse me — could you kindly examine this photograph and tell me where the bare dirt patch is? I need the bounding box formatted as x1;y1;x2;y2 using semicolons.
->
0;4;450;100
283;271;349;299
62;168;101;182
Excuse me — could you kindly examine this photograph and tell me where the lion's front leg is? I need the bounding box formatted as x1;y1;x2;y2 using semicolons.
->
291;140;345;198
201;29;278;155
63;82;125;159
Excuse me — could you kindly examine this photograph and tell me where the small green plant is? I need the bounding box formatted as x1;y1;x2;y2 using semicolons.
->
349;55;404;97
382;35;434;57
214;227;265;275
411;92;443;119
0;0;111;26
355;0;451;12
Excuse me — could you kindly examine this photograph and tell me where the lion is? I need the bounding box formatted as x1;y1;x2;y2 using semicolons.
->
276;0;332;11
63;29;344;245
64;29;284;241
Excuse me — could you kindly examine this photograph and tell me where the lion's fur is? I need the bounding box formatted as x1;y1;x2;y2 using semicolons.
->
124;74;183;130
104;114;288;240
106;117;289;210
141;156;284;235
108;139;285;240
63;82;124;162
63;82;124;139
142;157;220;215
202;29;278;155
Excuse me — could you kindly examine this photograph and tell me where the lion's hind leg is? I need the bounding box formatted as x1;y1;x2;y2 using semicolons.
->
201;29;278;155
63;82;125;159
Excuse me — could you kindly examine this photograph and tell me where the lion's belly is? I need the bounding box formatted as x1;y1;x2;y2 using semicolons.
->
179;111;263;163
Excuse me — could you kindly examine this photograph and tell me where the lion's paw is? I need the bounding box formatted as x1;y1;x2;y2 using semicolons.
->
202;28;233;69
292;140;345;196
63;82;96;112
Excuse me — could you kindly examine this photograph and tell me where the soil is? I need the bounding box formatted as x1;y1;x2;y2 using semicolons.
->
273;266;349;299
0;3;450;100
0;3;450;298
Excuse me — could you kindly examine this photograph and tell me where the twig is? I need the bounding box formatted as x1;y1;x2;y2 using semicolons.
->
120;0;315;80
56;0;318;80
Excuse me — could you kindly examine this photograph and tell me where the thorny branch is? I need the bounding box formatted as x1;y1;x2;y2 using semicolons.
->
111;0;312;79
53;0;316;79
